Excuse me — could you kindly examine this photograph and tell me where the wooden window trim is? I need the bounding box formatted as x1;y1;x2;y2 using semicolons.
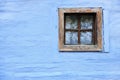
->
58;8;103;51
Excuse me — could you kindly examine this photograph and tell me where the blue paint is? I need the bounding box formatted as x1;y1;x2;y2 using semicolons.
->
0;0;120;80
103;10;110;52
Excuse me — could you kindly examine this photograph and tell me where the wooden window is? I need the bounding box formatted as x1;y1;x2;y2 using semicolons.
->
58;8;102;51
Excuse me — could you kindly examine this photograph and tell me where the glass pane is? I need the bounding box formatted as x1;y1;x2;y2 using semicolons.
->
81;15;93;29
65;15;78;29
65;31;78;45
80;32;92;45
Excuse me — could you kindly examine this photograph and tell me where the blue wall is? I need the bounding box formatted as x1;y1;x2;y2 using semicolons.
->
0;0;120;80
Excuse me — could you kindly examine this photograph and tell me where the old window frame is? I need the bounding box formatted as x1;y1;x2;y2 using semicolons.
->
58;8;103;51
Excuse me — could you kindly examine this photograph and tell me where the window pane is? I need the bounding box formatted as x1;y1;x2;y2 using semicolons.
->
80;32;92;45
80;15;93;29
65;15;78;29
65;31;78;45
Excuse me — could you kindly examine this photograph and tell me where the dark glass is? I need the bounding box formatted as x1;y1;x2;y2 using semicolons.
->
80;15;93;30
65;15;78;29
80;32;92;45
65;31;78;45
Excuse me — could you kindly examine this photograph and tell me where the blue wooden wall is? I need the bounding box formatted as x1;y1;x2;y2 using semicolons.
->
0;0;120;80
